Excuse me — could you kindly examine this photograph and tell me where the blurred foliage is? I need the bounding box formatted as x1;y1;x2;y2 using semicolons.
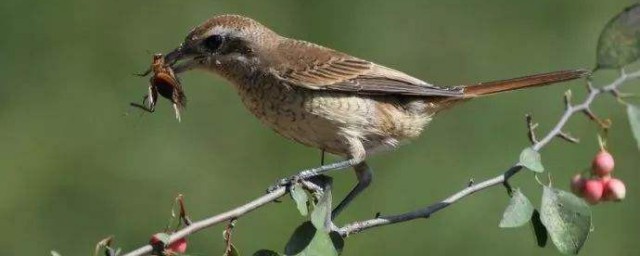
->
596;4;640;70
0;0;639;255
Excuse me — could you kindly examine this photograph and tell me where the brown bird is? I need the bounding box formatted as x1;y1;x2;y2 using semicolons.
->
162;14;588;218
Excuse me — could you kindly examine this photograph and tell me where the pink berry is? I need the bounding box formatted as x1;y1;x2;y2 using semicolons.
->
168;238;188;253
603;178;626;201
583;179;604;204
592;150;615;177
570;174;586;196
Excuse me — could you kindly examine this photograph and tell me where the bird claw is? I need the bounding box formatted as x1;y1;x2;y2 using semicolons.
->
266;177;291;193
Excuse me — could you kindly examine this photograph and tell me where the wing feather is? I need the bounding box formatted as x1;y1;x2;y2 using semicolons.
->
269;39;463;97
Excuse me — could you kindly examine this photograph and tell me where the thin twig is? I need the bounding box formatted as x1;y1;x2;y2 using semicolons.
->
337;166;522;236
119;69;640;256
177;195;193;226
223;219;238;256
556;131;580;144
122;187;286;256
526;114;539;144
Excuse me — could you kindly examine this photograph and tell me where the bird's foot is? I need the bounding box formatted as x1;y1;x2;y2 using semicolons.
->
266;177;291;194
265;159;356;194
266;174;332;199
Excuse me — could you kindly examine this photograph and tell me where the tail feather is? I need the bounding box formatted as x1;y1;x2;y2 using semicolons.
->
462;69;590;98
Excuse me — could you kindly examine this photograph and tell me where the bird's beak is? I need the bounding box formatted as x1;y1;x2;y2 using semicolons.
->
164;45;186;67
164;44;202;74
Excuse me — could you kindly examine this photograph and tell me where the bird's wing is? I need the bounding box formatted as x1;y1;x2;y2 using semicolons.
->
269;40;463;97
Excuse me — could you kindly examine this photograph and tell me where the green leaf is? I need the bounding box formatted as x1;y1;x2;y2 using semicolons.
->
540;186;592;255
284;222;344;256
310;189;332;232
285;222;315;255
291;183;309;216
50;251;62;256
253;249;280;256
530;210;548;248
519;147;544;173
499;189;534;228
627;104;640;150
596;4;640;69
299;231;342;256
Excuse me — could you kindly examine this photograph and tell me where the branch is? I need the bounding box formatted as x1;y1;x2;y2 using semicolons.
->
119;69;640;256
122;187;286;256
337;69;640;236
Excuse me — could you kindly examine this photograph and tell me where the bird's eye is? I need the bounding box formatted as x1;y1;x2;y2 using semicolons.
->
203;35;223;51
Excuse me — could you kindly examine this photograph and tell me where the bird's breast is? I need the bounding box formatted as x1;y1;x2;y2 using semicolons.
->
230;76;436;156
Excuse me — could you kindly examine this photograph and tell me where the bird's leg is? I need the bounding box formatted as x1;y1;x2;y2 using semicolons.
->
331;162;373;219
268;158;362;192
268;138;366;192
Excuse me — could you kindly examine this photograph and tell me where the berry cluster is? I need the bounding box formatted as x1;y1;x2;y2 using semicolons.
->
571;149;626;204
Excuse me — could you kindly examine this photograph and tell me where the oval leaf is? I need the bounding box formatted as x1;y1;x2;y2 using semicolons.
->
519;147;544;173
311;189;332;232
291;183;309;216
499;189;535;228
285;222;315;255
540;186;592;255
295;231;342;256
627;104;640;150
284;222;343;256
596;4;640;69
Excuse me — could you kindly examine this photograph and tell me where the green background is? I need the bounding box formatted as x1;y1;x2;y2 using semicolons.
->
1;0;639;255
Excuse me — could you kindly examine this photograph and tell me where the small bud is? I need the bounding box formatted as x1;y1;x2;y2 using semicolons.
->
592;150;615;177
603;178;626;201
583;179;604;205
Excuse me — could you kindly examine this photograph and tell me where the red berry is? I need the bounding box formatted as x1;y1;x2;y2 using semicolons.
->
570;174;586;196
603;178;626;201
168;238;187;253
592;150;615;177
583;179;604;204
149;234;187;254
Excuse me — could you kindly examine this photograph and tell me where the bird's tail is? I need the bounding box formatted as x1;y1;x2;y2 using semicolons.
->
462;69;590;98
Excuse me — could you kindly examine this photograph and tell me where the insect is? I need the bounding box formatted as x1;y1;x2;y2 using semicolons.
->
131;53;186;122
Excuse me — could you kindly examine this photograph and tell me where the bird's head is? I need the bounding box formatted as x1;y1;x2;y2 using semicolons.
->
164;15;280;78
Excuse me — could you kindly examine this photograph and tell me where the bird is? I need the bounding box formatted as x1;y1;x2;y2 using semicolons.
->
160;14;589;218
